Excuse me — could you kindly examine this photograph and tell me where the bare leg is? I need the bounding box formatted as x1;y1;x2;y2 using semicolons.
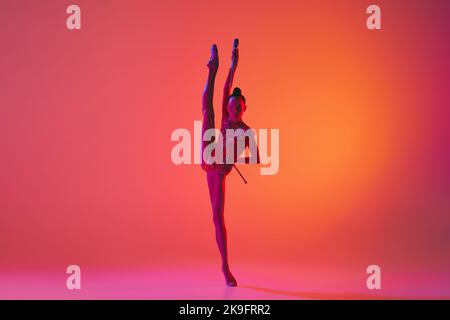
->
207;170;237;287
201;44;218;168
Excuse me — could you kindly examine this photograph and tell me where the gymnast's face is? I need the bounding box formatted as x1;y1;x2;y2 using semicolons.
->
227;96;246;123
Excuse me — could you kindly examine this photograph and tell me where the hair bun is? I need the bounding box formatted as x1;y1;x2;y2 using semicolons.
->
229;86;246;104
232;87;242;96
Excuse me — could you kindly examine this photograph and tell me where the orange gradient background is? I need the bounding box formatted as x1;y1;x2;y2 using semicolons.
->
1;0;450;293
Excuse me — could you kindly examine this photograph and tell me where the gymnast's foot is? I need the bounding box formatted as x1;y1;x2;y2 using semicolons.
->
207;44;219;73
222;267;237;287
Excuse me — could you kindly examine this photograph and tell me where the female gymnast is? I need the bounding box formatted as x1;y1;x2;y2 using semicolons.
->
201;39;260;287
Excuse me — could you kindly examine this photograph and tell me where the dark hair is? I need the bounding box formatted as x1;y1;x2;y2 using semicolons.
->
229;87;246;104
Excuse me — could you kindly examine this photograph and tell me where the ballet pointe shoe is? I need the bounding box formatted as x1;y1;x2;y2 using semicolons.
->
222;267;238;287
207;44;219;73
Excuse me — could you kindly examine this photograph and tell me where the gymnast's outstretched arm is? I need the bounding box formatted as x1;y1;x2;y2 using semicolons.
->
222;39;239;120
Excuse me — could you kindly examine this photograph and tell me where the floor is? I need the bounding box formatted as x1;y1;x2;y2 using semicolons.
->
1;263;449;299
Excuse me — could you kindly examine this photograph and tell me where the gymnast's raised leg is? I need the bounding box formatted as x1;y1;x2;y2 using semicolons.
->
201;44;237;287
